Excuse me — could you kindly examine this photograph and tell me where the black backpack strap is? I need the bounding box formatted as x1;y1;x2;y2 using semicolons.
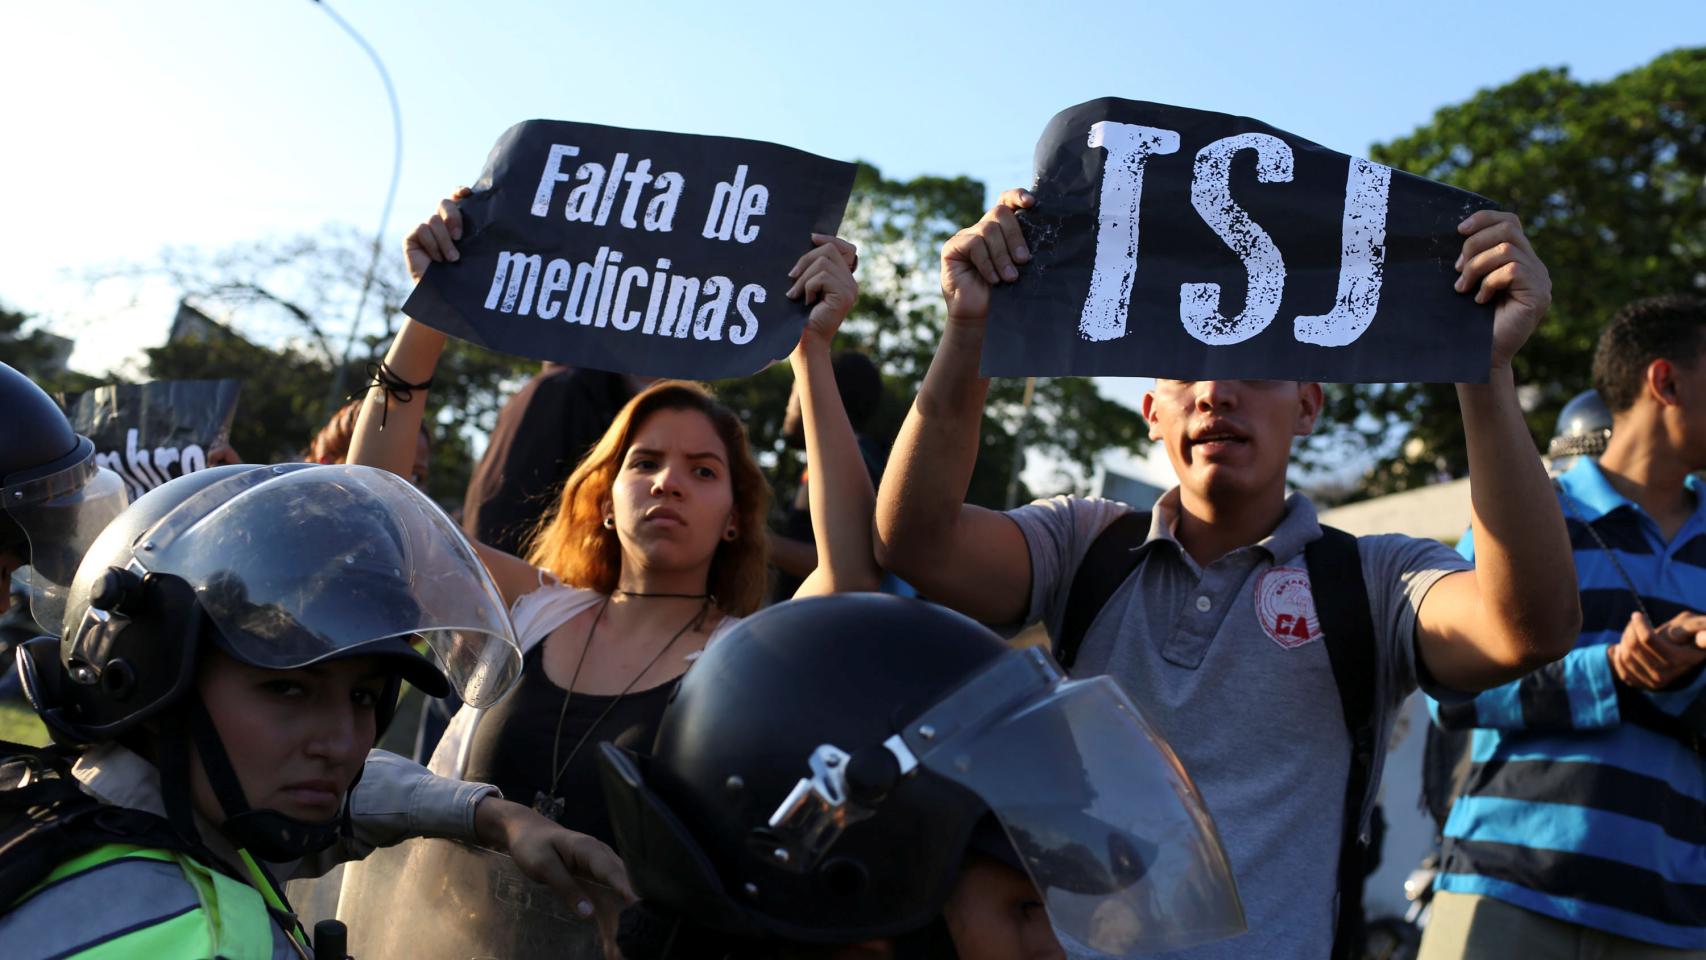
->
1057;511;1152;670
0;741;195;910
1304;526;1378;960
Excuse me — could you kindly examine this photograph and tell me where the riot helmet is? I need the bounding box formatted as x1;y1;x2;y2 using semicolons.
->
0;361;129;631
17;462;523;859
1546;389;1612;471
599;594;1244;958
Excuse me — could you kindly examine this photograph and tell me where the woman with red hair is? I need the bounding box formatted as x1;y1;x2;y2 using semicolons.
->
347;189;879;844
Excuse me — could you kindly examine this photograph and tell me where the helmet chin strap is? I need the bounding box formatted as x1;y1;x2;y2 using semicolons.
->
182;697;351;863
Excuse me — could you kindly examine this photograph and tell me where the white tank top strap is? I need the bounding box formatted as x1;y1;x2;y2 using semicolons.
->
506;574;606;652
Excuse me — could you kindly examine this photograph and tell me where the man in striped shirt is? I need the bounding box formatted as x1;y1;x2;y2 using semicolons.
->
1423;294;1706;958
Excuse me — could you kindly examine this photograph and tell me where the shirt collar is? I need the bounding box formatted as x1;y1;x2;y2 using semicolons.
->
1558;457;1642;521
1146;488;1322;566
74;742;258;870
73;742;167;817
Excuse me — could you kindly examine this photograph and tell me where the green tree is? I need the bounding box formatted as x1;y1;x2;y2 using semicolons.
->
1;303;101;395
1316;47;1706;494
98;227;534;507
143;330;343;463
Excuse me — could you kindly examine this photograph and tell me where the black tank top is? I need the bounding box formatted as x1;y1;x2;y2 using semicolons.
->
463;641;678;844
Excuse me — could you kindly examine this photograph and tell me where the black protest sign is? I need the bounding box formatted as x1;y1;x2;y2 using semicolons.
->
403;120;858;380
67;380;241;499
984;99;1499;383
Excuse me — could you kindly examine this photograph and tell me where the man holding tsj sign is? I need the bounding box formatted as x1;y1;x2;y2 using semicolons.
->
876;99;1582;960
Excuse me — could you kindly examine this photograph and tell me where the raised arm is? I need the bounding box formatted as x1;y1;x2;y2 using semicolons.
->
873;191;1035;625
347;188;538;604
1427;644;1620;732
1414;211;1581;692
789;236;881;597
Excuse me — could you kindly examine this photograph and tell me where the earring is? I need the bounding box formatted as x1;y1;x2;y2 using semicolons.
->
723;527;738;541
604;516;616;529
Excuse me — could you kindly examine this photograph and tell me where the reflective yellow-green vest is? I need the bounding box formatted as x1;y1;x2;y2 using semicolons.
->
2;843;308;959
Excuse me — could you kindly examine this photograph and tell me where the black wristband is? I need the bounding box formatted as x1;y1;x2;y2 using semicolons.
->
355;360;433;430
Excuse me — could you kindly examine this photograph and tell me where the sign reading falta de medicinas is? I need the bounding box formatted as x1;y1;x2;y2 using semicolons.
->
402;120;857;380
983;99;1500;383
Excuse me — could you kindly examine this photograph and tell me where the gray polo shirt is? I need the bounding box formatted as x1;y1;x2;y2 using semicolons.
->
1008;489;1470;960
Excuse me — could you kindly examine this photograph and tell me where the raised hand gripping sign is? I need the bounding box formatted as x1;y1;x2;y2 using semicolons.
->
985;99;1499;383
403;120;857;380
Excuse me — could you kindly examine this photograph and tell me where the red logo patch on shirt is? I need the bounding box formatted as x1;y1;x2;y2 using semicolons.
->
1256;566;1319;649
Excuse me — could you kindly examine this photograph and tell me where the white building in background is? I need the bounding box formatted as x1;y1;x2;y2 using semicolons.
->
1318;476;1472;545
1095;465;1165;509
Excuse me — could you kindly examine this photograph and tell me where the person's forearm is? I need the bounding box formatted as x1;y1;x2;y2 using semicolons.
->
791;339;879;593
1429;645;1619;733
347;318;448;477
474;794;525;848
1458;366;1581;666
874;322;990;574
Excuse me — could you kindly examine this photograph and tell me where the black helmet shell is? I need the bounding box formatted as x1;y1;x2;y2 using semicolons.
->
602;594;1009;943
0;361;81;488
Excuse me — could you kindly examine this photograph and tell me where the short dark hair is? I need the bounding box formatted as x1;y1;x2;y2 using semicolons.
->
832;352;883;432
1591;294;1706;413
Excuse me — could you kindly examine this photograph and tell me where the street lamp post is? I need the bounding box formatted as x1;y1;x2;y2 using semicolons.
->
310;0;403;418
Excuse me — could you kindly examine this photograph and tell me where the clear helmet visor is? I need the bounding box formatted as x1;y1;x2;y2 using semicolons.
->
2;448;129;636
119;464;521;706
916;671;1245;956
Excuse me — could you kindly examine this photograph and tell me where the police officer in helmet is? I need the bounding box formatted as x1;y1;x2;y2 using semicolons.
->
600;593;1245;959
3;463;631;959
0;360;128;629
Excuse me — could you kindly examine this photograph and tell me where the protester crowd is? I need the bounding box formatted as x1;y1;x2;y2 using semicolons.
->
2;159;1703;960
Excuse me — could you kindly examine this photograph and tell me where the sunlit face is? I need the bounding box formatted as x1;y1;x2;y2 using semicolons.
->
610;407;738;574
944;855;1066;960
191;649;385;825
1142;380;1321;507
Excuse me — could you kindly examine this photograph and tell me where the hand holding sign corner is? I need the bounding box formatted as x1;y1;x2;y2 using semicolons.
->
1453;209;1552;373
405;187;473;282
787;234;860;350
940;188;1037;329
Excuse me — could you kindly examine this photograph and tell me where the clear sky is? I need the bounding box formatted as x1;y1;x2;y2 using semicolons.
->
2;0;1695;478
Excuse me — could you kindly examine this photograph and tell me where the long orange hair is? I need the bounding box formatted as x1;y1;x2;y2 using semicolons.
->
525;380;771;615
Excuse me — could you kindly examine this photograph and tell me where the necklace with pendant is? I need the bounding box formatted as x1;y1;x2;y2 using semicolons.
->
531;592;711;820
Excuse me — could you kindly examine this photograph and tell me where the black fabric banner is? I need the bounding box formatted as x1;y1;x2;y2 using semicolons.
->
403;120;858;380
984;99;1499;383
66;379;241;499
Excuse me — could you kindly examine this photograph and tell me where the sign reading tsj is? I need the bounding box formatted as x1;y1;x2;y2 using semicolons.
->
984;99;1499;383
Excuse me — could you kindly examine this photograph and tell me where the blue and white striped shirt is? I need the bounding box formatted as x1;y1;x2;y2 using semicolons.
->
1428;458;1706;948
